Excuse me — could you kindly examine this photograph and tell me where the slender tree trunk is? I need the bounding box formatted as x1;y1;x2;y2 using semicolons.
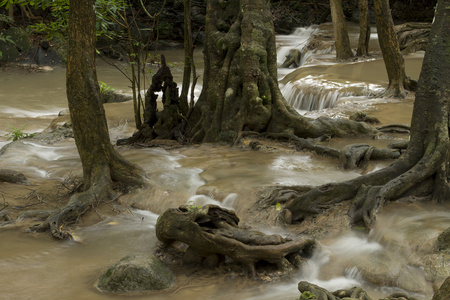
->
180;0;193;116
329;0;353;59
279;0;450;228
373;0;412;97
47;0;147;239
8;4;14;22
356;0;370;56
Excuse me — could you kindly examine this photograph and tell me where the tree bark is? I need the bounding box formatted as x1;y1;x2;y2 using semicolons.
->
330;0;353;60
179;0;193;116
187;0;376;144
374;0;413;97
47;0;147;239
276;0;450;228
356;0;370;57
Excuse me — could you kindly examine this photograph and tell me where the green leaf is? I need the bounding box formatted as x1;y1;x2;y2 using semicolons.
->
276;202;282;211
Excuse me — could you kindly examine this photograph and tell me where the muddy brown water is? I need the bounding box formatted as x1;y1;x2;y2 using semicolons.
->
0;23;448;300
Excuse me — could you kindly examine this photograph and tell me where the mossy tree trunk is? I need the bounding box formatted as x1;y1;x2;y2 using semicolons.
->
187;0;376;144
374;0;414;97
278;0;449;228
356;0;370;57
330;0;354;60
47;0;147;239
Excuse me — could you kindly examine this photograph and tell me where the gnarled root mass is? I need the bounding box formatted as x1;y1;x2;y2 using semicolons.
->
30;154;148;239
268;137;446;229
156;204;316;278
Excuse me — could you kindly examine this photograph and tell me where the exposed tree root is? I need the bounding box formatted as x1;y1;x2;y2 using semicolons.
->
246;133;401;172
156;204;316;278
271;138;444;228
42;158;148;239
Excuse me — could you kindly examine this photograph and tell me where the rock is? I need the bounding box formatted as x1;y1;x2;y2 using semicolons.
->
433;276;450;300
280;49;302;68
297;281;338;300
100;90;132;103
0;27;30;62
0;169;29;185
33;126;74;144
436;227;450;252
349;111;380;124
96;253;176;294
352;250;432;295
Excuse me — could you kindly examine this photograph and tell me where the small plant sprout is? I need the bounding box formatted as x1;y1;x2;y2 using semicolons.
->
187;200;202;212
98;81;115;94
5;125;34;141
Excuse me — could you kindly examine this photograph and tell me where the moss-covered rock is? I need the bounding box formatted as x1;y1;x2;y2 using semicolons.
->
436;227;450;252
96;253;176;294
0;27;30;62
433;276;450;300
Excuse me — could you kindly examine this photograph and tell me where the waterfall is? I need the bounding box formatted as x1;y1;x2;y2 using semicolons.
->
281;76;385;111
277;26;319;67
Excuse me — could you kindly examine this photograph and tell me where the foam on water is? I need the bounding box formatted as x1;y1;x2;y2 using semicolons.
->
187;193;238;210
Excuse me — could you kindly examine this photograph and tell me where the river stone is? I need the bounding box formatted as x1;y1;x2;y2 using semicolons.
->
96;253;176;294
436;227;450;252
0;169;29;185
433;276;450;300
352;250;431;295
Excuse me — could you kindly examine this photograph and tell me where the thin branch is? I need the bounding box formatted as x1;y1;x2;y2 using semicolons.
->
0;195;9;212
139;0;166;19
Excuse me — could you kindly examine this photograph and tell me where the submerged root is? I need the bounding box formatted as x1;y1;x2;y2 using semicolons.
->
48;182;115;239
275;141;444;228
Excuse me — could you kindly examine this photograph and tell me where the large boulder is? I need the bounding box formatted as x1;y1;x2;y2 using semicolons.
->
0;27;30;62
96;253;176;294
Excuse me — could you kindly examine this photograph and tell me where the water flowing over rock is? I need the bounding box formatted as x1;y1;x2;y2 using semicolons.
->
281;77;384;111
96;253;176;294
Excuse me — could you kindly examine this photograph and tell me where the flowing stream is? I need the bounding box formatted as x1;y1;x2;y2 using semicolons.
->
0;23;448;300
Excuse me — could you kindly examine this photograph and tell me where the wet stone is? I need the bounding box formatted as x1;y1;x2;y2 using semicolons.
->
96;253;176;294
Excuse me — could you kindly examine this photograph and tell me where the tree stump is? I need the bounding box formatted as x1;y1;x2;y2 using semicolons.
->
155;204;316;278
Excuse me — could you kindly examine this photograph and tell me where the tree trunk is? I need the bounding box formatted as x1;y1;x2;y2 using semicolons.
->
329;0;353;60
374;0;413;97
8;4;14;22
356;0;370;57
47;0;147;239
277;0;450;228
179;0;193;117
187;0;376;144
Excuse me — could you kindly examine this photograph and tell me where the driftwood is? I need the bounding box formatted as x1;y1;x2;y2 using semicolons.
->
156;204;316;278
339;144;400;170
280;49;302;68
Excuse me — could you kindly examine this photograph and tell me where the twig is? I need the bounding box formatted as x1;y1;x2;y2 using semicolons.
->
91;193;102;219
0;195;9;212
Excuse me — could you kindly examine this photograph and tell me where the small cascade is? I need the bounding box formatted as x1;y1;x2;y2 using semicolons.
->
276;26;318;67
281;76;385;111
